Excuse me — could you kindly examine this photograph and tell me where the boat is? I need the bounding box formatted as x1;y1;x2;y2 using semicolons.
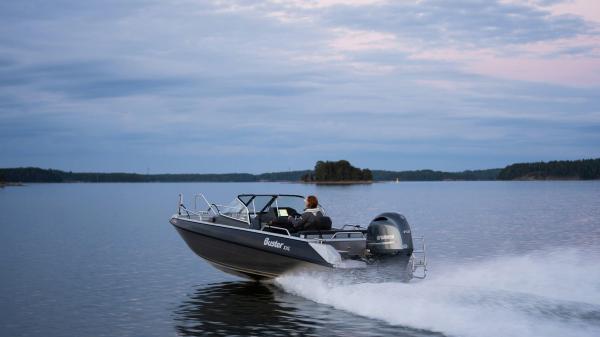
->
170;193;427;280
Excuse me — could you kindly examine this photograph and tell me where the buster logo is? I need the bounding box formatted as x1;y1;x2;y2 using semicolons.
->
264;237;291;251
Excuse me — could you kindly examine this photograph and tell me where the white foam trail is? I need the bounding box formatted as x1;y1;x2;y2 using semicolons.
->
276;248;600;337
335;259;367;269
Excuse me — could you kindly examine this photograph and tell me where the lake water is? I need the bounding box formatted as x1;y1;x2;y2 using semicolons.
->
1;182;599;337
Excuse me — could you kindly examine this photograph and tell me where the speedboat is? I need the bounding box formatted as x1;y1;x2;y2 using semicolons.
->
170;193;427;280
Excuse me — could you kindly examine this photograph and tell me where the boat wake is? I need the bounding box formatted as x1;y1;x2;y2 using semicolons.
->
276;248;600;337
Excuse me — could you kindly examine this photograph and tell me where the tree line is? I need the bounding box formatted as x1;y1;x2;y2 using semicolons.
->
497;158;600;180
0;167;311;183
2;158;598;183
372;168;501;181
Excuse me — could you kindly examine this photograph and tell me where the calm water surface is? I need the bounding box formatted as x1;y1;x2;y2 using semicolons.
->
1;182;599;337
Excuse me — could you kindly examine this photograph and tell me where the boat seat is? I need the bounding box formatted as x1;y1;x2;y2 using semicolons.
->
318;216;332;230
300;215;331;231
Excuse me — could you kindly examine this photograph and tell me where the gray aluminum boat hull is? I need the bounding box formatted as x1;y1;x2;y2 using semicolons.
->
170;217;335;280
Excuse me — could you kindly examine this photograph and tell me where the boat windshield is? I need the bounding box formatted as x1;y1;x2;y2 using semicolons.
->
237;194;307;215
219;199;249;223
248;196;273;214
274;196;306;214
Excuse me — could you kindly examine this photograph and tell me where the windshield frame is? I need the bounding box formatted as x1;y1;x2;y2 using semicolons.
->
237;194;305;214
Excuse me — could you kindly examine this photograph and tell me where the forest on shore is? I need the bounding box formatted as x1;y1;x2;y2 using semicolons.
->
1;158;598;183
497;158;600;180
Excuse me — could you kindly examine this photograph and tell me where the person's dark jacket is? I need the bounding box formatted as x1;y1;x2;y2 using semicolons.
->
290;208;324;231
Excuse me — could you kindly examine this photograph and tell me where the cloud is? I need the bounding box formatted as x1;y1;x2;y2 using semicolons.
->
323;0;589;46
502;0;600;23
239;0;600;85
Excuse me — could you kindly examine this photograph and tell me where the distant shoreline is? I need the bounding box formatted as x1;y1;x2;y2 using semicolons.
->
0;182;24;188
1;179;598;187
0;167;501;183
1;158;599;183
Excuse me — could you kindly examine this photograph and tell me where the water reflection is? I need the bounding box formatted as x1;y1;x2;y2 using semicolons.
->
174;281;321;336
173;281;441;337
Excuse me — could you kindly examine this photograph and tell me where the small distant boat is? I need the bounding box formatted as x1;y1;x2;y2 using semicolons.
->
170;193;427;280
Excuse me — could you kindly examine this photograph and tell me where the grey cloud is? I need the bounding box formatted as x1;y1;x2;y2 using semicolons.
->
533;0;568;6
0;0;166;21
321;0;590;47
0;61;319;99
464;82;600;115
0;61;115;87
0;60;184;98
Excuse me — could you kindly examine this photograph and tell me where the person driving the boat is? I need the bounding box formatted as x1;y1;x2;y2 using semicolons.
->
288;195;325;231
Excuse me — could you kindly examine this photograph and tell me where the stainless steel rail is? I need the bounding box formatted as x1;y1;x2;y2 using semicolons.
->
261;225;291;236
411;235;427;279
330;231;365;239
177;193;250;224
341;224;365;230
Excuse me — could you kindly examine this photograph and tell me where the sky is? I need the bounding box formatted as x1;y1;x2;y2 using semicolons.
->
1;0;599;173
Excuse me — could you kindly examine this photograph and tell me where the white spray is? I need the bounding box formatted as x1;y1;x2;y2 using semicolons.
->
276;248;600;337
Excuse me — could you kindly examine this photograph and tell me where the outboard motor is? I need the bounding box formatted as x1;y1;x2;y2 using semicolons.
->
367;212;414;257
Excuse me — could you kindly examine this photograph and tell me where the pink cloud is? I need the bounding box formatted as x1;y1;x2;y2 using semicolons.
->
471;56;600;86
547;0;600;24
329;28;398;51
269;0;389;9
412;45;600;86
500;0;600;23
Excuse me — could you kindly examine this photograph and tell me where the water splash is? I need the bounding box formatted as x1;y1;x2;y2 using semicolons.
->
276;249;600;337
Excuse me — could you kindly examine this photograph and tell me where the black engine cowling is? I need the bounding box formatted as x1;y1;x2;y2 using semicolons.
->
366;212;414;257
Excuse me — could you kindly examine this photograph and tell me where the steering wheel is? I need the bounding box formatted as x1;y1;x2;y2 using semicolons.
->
287;207;300;217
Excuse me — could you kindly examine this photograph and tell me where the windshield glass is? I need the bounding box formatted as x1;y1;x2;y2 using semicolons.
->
220;199;249;222
247;196;273;213
238;195;253;205
274;196;306;214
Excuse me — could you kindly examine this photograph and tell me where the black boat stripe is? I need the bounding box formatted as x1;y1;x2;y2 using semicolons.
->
172;222;332;267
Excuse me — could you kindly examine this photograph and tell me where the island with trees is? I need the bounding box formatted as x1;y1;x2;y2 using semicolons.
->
301;160;372;184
